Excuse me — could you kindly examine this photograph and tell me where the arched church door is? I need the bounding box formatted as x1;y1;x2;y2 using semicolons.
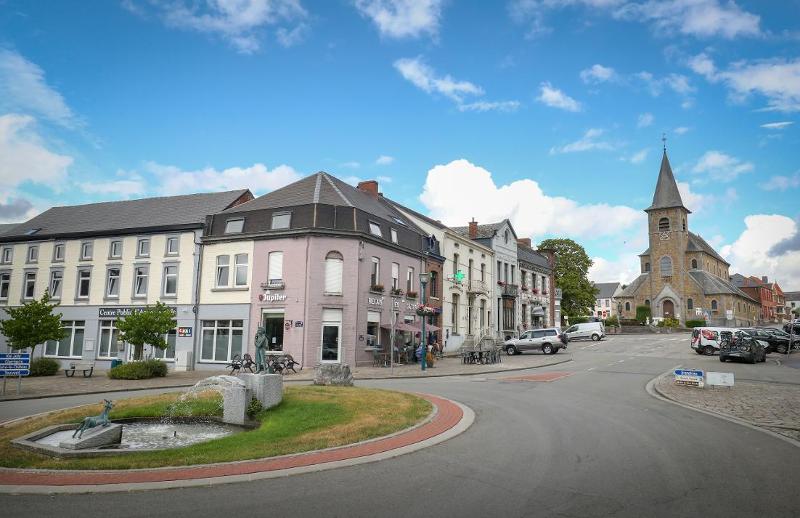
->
662;300;675;318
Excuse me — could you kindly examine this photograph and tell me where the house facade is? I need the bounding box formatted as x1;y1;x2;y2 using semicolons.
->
730;274;778;324
592;282;622;319
517;239;555;329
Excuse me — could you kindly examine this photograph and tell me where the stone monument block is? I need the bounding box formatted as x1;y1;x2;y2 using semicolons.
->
222;384;248;425
59;423;123;450
239;373;283;409
313;363;354;386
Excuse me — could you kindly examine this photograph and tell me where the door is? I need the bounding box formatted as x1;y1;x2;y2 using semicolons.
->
321;308;342;363
262;312;284;351
663;300;675;318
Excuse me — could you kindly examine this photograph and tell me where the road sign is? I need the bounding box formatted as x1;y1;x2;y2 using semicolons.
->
0;352;30;376
674;368;704;387
707;372;734;387
177;326;192;337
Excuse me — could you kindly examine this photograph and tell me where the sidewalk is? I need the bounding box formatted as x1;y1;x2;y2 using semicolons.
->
0;353;571;401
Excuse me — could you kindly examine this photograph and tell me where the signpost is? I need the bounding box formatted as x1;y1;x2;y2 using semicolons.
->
0;352;30;395
674;368;704;388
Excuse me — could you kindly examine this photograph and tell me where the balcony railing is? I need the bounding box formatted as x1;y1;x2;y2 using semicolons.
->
467;279;489;294
500;283;518;298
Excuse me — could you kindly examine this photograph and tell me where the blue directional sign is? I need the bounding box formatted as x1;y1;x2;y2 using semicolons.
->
674;369;703;377
0;352;31;376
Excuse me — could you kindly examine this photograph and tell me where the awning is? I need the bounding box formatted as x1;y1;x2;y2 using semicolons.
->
531;306;545;316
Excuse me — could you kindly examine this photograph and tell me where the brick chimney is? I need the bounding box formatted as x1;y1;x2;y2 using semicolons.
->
468;219;478;239
357;180;379;197
517;238;531;247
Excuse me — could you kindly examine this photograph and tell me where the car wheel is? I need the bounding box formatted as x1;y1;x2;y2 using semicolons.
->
749;355;757;364
695;349;704;355
591;334;600;341
506;345;517;356
542;344;553;355
719;356;726;362
777;344;788;354
703;346;714;356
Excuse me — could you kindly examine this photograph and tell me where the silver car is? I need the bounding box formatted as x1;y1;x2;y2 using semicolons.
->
504;328;567;355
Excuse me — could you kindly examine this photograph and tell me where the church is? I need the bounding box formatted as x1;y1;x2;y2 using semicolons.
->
617;150;759;326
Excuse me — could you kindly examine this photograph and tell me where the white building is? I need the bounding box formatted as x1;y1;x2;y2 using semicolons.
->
592;282;622;319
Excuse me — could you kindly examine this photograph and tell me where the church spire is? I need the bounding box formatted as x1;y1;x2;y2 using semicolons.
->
645;149;690;213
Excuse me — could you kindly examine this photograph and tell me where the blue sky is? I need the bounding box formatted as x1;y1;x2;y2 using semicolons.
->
1;1;799;288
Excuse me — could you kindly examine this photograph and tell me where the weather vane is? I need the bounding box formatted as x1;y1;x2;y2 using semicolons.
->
662;132;667;151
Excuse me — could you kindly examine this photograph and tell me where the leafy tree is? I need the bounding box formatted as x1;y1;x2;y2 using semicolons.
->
0;292;64;356
116;302;176;361
538;238;597;322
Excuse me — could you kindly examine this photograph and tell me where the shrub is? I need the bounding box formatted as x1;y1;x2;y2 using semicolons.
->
570;316;589;324
635;305;651;324
619;318;640;326
657;317;680;328
685;319;706;328
603;315;620;327
108;359;168;380
246;397;264;418
29;357;59;376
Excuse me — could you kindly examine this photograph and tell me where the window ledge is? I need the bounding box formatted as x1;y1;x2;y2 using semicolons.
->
324;292;343;297
211;287;249;292
103;296;120;302
161;295;178;300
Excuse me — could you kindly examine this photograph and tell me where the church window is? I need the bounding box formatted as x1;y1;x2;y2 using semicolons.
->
645;299;650;306
687;298;693;310
691;259;697;269
625;302;631;311
644;262;650;272
658;217;670;231
660;256;673;276
711;299;718;311
682;219;686;231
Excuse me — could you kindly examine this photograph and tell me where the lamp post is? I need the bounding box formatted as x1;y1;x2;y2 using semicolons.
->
390;293;403;376
419;271;430;371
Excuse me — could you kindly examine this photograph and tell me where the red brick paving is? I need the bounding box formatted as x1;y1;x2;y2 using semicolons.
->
0;394;461;487
501;371;574;382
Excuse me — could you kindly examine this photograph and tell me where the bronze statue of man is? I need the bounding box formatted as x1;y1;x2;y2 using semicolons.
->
255;326;268;372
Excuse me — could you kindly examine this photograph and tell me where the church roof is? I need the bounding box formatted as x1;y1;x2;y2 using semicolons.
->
646;151;689;213
688;271;758;302
594;282;620;299
638;232;729;265
617;274;648;298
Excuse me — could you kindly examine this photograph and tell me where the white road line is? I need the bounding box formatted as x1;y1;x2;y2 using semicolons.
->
586;367;596;371
617;360;625;363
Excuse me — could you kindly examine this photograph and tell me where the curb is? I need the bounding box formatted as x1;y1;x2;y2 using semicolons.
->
0;393;474;494
645;371;800;449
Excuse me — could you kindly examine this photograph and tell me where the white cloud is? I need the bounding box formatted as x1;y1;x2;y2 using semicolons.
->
673;126;690;134
589;255;642;285
393;57;483;103
622;148;649;164
419;158;643;240
375;155;394;165
550;128;614;154
760;173;800;191
760;121;793;130
676;181;712;213
79;176;147;198
275;22;309;47
0;114;73;189
635;71;694;97
536;82;581;112
691;150;753;182
721;215;800;290
377;175;392;183
580;64;617;84
144;161;302;195
0;49;78;128
135;0;307;54
340;161;361;169
0;194;37;223
354;0;442;39
458;100;521;112
687;52;716;79
637;112;654;127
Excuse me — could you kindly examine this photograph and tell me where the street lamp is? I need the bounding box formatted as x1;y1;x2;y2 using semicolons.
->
419;271;430;371
390;292;404;376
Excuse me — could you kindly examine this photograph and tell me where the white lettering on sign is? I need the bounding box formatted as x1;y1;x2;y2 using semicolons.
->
706;372;734;387
261;293;287;303
368;296;384;306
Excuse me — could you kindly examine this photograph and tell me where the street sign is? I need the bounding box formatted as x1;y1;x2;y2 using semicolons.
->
0;352;30;376
177;326;192;337
707;372;734;387
674;368;704;387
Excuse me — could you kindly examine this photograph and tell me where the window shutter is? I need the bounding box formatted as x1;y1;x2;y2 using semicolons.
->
325;258;343;294
269;252;283;281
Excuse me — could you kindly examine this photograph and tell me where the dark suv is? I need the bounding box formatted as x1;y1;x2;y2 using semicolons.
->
783;322;800;335
719;330;766;364
749;327;799;354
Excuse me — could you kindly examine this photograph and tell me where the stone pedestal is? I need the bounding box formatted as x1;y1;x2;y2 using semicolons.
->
239;373;283;409
222;384;248;425
313;363;354;386
59;423;123;450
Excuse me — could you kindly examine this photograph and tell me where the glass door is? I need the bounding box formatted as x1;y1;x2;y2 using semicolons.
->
321;324;340;362
262;312;284;351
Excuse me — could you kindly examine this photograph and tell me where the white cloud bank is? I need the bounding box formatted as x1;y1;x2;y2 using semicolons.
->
536;82;581;112
722;215;800;290
760;173;800;192
691;150;754;182
144;161;302;195
550;128;615;154
353;0;443;39
0;114;73;189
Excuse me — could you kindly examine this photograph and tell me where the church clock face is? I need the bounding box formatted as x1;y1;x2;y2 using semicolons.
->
659;231;670;241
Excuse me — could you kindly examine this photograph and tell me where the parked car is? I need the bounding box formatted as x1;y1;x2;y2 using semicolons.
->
690;327;729;355
718;330;766;364
504;328;568;355
743;327;798;354
564;321;605;341
783;322;800;335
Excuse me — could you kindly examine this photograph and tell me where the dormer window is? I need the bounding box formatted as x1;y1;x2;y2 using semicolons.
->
271;212;291;230
24;228;41;236
658;217;670;231
390;228;398;244
369;222;382;237
225;218;244;234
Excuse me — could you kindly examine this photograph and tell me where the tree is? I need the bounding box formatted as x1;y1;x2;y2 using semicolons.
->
539;238;597;321
116;302;176;361
0;292;64;356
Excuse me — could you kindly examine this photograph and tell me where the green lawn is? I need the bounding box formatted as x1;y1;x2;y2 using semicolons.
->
0;386;431;470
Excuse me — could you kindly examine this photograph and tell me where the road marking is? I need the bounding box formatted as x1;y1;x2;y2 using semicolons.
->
617;360;625;363
586;367;596;371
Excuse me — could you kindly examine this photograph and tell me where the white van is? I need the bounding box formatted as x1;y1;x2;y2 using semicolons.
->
565;322;605;341
690;327;730;355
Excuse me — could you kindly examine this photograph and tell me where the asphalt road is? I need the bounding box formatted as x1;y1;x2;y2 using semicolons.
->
2;334;799;518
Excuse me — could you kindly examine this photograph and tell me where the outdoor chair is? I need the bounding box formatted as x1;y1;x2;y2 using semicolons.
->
241;353;255;373
283;354;300;373
227;354;243;375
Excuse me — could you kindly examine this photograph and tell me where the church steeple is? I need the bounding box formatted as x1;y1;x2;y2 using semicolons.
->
645;150;690;213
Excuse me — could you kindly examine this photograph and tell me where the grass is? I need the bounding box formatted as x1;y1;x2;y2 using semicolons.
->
0;386;431;470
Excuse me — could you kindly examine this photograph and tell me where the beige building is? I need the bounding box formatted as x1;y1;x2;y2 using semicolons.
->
617;151;759;326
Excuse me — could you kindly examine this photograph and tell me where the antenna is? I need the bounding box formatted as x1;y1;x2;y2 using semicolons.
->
662;132;667;151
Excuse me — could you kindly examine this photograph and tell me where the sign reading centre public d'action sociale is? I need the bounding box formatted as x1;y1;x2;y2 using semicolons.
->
0;352;31;376
674;368;704;388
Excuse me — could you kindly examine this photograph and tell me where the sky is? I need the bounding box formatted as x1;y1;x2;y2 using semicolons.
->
1;1;799;289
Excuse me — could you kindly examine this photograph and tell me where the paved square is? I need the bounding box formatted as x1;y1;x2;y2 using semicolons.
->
501;371;574;382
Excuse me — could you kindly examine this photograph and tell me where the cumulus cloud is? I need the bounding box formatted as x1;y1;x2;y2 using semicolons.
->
673;126;690;134
637;112;654;127
550;128;615;154
635;71;694;97
691;150;754;182
79;174;147;199
589;255;642;285
393;57;483;103
354;0;443;39
0;197;34;221
760;172;800;191
144;161;302;195
536;82;581;112
580;64;617;84
622;148;649;164
375;155;394;165
676;181;713;213
419;159;643;241
0;114;73;189
760;121;793;130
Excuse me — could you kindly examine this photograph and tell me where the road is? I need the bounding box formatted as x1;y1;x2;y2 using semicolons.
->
2;334;799;517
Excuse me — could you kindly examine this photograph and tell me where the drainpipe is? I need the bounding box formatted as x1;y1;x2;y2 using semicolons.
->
192;230;204;371
301;234;310;369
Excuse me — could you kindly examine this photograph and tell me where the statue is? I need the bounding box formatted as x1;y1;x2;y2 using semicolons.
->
73;399;113;438
255;326;268;372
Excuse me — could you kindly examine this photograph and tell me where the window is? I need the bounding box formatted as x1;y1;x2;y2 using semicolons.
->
504;263;509;283
468;259;474;281
27;245;38;263
133;266;148;297
98;320;120;359
0;272;9;299
106;268;120;298
24;272;36;299
504;230;509;244
687;298;693;310
391;262;399;290
682;219;686;231
153;327;177;360
200;320;243;363
45;320;84;358
324;251;343;294
1;247;12;264
369;221;382;237
658;217;670;231
234;254;248;287
80;241;93;260
625;302;631;311
268;251;284;285
25;228;41;236
481;263;485;282
644;262;650;272
225;218;245;234
711;299;718;311
366;311;381;347
49;270;63;299
430;271;438;297
271;212;291;230
452;293;460;334
511;265;515;284
497;261;501;282
216;255;230;287
453;253;459;276
53;243;65;262
163;265;178;296
406;267;414;293
137;238;150;257
691;259;697;269
645;299;650;306
166;236;179;255
77;269;91;298
660;256;673;276
109;240;122;259
390;228;398;244
370;257;380;287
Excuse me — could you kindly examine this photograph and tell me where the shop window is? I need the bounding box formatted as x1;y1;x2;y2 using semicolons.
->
324;251;344;294
45;320;85;358
153;327;178;360
200;320;244;363
98;320;121;359
321;309;342;362
366;311;381;348
658;217;670;231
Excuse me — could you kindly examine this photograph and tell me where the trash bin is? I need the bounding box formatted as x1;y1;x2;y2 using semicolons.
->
110;359;122;369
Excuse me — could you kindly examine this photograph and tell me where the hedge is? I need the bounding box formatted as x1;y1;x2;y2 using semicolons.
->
108;359;168;380
29;357;59;377
570;316;589;324
635;305;651;324
685;319;706;328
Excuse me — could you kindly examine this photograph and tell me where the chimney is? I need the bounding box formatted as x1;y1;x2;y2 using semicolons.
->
517;238;531;247
468;219;478;239
357;180;379;197
762;276;769;283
